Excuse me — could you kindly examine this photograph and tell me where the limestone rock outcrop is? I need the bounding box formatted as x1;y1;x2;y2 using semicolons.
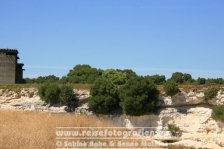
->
0;87;224;148
157;89;224;107
0;88;90;113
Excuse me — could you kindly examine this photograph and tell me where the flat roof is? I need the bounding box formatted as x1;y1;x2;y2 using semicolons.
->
0;49;18;55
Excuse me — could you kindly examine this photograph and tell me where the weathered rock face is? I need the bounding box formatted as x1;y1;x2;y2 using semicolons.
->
157;89;224;107
99;88;224;149
0;88;90;113
109;106;224;149
0;88;224;148
208;90;224;105
0;88;38;100
1;88;224;111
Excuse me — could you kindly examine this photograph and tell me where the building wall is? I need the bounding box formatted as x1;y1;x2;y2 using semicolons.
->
0;53;16;84
16;64;24;83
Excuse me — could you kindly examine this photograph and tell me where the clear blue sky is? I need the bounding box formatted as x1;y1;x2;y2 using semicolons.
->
0;0;223;78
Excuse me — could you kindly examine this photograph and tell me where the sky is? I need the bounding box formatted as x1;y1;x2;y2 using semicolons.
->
0;0;223;79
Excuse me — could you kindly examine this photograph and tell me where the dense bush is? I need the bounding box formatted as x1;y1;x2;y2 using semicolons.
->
197;77;206;85
169;72;193;84
88;78;119;114
119;77;159;116
38;84;78;110
60;85;78;111
145;75;166;85
59;76;69;84
164;81;180;97
66;64;103;84
102;69;128;85
212;105;224;122
204;88;219;100
168;124;180;136
117;69;137;80
38;84;61;104
100;69;137;86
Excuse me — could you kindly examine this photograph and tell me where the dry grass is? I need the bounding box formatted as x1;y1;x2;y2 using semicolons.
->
178;84;223;91
70;83;92;90
0;83;91;92
158;84;224;92
0;110;113;149
0;84;39;92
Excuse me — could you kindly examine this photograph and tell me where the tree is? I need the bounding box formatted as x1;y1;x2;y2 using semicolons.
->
144;75;166;85
164;81;180;97
197;77;206;85
102;69;127;85
102;69;138;86
88;78;119;114
183;73;193;83
170;72;193;84
119;77;159;116
66;64;102;84
117;69;137;80
60;85;78;111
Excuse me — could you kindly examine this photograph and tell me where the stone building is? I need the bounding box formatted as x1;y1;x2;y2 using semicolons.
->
0;49;24;84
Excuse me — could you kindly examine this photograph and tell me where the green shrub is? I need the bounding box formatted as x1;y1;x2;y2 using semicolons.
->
212;105;224;122
170;72;193;84
102;69;127;85
88;78;119;114
39;84;79;110
197;77;206;85
164;81;180;97
144;75;166;85
59;76;69;84
38;84;60;105
101;69;138;86
119;77;159;116
60;85;78;111
66;64;103;84
204;88;219;100
168;124;180;136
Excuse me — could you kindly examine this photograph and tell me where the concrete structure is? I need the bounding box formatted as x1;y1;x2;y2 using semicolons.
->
0;49;24;84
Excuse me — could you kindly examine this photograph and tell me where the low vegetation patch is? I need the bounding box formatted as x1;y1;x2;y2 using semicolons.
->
204;88;219;100
0;84;39;92
212;105;224;122
168;124;181;136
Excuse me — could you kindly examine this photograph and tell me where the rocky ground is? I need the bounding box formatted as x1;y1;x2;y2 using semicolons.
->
0;87;224;148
